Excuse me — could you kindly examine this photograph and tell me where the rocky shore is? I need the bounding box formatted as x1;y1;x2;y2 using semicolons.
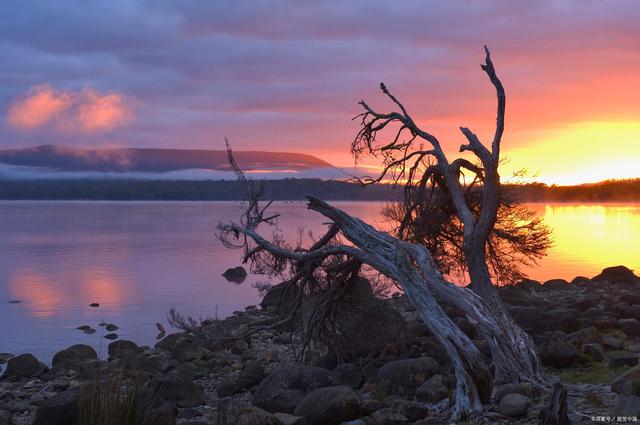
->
1;265;640;425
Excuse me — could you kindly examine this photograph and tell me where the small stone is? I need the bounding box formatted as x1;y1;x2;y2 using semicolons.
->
498;393;529;417
8;300;20;304
104;333;118;340
82;328;96;334
105;324;119;332
76;325;91;331
88;303;100;307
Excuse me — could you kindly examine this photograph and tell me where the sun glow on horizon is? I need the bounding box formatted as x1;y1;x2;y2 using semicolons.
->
501;121;640;186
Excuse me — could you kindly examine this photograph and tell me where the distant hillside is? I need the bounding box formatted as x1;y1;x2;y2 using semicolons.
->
0;145;332;173
0;179;400;201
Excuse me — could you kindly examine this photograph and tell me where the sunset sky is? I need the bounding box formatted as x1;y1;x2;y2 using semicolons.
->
1;0;639;185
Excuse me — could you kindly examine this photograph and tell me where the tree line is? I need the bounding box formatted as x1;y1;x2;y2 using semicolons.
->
0;178;638;201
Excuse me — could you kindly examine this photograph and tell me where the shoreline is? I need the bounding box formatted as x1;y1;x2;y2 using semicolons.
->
2;265;640;424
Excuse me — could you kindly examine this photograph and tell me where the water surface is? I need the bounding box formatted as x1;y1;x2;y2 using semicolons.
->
1;201;638;364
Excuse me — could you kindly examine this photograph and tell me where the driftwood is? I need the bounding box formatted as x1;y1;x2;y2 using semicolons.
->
538;382;570;425
218;47;549;421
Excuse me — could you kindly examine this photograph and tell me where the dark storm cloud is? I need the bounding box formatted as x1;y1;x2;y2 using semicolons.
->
1;0;639;162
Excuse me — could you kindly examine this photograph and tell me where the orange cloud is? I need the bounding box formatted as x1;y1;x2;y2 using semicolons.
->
7;84;133;133
7;84;73;129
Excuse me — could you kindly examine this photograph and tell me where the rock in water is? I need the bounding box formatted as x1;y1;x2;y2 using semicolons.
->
104;333;118;340
105;323;119;331
52;344;97;367
107;340;138;358
222;266;247;283
88;302;100;307
4;353;47;378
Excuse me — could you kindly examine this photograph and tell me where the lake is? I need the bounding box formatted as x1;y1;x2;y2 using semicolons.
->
1;201;639;364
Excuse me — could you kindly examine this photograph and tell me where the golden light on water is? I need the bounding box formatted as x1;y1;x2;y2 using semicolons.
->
528;203;640;281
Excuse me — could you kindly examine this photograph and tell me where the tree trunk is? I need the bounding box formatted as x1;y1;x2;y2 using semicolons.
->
306;198;547;419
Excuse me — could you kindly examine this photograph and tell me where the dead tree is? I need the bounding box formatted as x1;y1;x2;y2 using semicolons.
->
218;47;548;421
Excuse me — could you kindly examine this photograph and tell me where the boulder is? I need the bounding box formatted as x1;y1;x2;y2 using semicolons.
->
543;279;570;290
331;363;363;388
145;372;205;407
260;281;299;310
593;266;639;285
170;340;209;363
493;383;531;403
497;393;529;417
609;356;639;369
4;353;47;378
614;396;640;415
602;336;625;350
415;374;449;403
142;403;177;425
293;386;361;425
390;399;432;422
222;266;247;283
583;343;605;362
616;318;640;337
236;407;283;425
231;339;249;354
52;344;97;367
32;390;79;425
253;364;334;413
108;340;139;358
537;333;581;369
611;365;640;395
375;357;439;397
217;399;282;425
155;333;186;351
0;411;13;425
273;413;306;425
567;327;600;348
570;276;592;287
238;360;267;389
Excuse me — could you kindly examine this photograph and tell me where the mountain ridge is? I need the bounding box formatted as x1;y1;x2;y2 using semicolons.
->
0;145;333;173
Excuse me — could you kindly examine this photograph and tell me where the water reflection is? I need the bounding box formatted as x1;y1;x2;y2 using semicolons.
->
529;203;640;281
0;201;638;363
